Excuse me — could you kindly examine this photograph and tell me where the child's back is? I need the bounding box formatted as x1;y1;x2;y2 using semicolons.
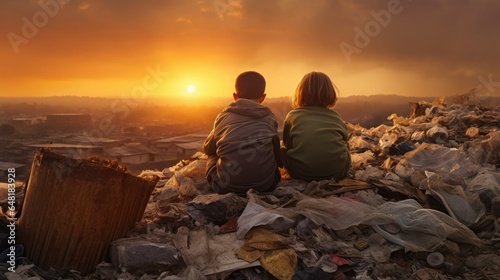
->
204;71;281;194
283;106;349;181
282;72;351;182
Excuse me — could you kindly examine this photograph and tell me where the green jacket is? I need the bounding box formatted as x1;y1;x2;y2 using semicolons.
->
282;106;351;181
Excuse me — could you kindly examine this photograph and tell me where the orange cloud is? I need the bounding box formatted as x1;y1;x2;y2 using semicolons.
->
0;0;498;99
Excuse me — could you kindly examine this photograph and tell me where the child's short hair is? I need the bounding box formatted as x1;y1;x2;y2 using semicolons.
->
292;72;338;108
235;71;266;99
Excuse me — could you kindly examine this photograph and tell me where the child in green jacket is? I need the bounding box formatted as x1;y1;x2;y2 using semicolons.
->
282;72;351;182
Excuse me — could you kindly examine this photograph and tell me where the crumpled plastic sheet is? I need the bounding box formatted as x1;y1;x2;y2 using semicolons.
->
354;165;384;181
465;254;500;277
292;197;482;252
343;189;386;207
346;123;368;134
173;227;259;276
468;130;500;165
370;124;391;139
4;265;39;280
379;132;400;150
294;196;377;231
403;143;478;184
410;131;426;142
349;135;377;152
425;105;447;118
138;169;170;187
466;168;500;209
236;202;295;239
394;163;416;179
155;171;199;201
423;173;485;226
372;200;483;252
178;159;207;178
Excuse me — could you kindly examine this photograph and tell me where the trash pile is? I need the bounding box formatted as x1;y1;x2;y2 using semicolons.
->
2;97;499;280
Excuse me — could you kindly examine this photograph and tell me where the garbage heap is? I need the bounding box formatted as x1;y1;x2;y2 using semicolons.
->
4;97;500;280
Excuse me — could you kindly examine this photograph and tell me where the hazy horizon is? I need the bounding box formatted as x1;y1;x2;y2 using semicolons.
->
1;1;499;101
1;93;497;109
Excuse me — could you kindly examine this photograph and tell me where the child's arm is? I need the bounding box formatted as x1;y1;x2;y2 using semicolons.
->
272;134;283;168
203;130;217;156
282;120;291;149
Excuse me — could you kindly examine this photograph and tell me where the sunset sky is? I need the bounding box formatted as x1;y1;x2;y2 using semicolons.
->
1;0;499;103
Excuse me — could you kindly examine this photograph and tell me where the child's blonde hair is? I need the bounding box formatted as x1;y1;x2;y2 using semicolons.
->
292;72;338;108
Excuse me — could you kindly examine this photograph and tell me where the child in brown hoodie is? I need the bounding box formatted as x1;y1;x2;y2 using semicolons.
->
203;71;282;194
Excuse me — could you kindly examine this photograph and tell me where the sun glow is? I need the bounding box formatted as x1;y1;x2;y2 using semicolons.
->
186;84;197;94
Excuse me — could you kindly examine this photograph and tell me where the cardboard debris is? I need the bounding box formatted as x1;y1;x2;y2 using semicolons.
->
172;227;260;277
238;228;297;280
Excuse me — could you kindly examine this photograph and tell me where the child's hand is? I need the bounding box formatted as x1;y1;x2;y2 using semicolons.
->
279;167;291;180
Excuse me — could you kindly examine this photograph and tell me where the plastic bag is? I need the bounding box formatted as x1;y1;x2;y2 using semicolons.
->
354;165;384;181
295;196;376;231
293;197;482;252
237;202;295;239
403;143;477;184
178;159;207;178
374;199;483;252
468;130;500;165
349;135;377;152
424;173;485;226
466;169;500;209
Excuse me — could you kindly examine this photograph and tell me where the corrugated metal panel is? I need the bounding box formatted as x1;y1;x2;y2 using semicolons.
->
18;149;157;275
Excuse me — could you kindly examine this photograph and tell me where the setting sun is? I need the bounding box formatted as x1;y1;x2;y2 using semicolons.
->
186;84;197;94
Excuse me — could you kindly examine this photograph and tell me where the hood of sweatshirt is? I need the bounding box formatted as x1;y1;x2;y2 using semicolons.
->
223;98;272;119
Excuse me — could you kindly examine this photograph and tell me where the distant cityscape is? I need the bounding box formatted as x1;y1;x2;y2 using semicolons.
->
0;112;210;181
